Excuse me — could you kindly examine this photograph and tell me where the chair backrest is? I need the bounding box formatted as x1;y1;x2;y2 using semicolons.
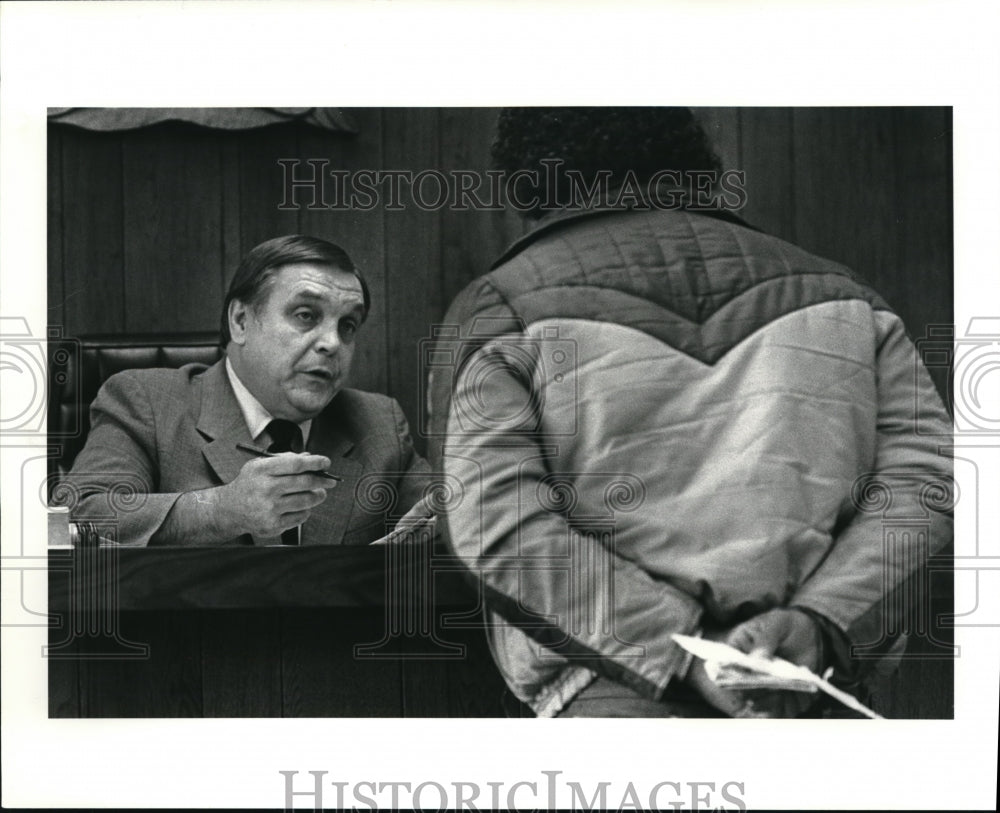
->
50;333;222;475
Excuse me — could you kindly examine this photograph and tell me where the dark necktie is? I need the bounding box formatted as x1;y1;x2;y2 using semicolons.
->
266;419;304;545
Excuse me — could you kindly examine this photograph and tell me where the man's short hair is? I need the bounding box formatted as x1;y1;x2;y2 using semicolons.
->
220;234;371;346
490;107;722;218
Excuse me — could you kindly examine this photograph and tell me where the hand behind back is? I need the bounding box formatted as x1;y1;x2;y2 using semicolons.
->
684;608;825;718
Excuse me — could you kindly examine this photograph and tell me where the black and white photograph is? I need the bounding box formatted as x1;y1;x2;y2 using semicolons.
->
43;103;955;723
2;2;998;811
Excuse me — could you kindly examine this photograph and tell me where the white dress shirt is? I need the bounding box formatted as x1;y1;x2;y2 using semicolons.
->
225;357;312;545
225;356;312;447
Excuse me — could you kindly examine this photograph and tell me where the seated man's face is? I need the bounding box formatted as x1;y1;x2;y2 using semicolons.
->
230;262;366;422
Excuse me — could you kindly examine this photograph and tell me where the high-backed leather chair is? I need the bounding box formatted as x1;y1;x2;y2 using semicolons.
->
49;333;222;478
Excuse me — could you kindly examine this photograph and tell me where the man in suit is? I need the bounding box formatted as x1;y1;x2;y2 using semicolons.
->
65;235;431;546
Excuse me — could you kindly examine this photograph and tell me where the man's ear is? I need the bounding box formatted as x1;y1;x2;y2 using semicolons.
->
228;299;249;345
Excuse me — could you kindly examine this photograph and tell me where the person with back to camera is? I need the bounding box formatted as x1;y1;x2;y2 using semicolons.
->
429;108;954;717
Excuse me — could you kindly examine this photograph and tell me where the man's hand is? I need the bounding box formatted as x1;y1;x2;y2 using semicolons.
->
683;608;825;718
725;608;825;718
682;626;765;718
150;453;338;546
726;607;823;671
214;453;337;539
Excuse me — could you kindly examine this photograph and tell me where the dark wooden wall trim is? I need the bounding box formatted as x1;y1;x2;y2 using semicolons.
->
48;607;511;718
47;547;510;718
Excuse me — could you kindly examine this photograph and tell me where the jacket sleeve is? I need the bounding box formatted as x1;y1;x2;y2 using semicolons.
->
57;371;182;547
791;310;954;669
440;340;703;701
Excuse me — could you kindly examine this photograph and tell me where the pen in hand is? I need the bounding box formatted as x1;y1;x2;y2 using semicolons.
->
235;442;343;481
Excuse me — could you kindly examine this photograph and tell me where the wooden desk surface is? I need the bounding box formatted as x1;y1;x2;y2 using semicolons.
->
48;543;476;611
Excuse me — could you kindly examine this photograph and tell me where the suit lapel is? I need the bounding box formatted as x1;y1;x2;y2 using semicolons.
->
196;361;363;546
303;405;362;546
197;360;257;484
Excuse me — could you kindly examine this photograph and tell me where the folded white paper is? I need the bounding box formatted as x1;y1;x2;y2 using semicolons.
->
672;633;883;719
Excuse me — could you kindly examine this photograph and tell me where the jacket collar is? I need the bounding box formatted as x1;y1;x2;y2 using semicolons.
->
491;189;759;270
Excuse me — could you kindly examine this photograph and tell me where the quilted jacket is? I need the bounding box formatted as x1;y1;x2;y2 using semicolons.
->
429;204;954;716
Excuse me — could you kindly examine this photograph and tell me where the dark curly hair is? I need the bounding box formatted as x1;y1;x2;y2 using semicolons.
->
490;107;722;218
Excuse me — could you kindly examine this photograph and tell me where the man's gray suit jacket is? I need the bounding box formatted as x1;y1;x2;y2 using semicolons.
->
63;359;432;546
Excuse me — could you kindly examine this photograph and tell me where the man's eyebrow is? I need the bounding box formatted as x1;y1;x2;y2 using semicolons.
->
290;289;364;304
290;290;327;302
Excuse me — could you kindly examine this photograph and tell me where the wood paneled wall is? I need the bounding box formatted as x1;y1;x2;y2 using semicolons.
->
47;108;953;456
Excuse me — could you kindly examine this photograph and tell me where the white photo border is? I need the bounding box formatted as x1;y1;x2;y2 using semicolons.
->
2;1;998;809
